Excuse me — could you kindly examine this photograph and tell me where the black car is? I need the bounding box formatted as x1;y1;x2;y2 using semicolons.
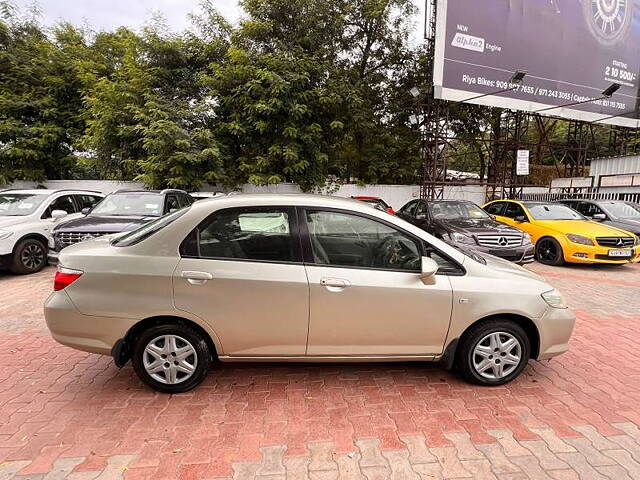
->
49;189;193;263
398;199;535;264
557;199;640;236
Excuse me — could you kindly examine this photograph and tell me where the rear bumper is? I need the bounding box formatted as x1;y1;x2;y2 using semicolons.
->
44;290;136;356
536;306;576;360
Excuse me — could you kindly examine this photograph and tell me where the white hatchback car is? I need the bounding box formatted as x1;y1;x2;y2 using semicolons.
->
0;189;104;274
45;194;575;393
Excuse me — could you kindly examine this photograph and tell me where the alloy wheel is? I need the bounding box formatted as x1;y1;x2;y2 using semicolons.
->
472;332;522;380
21;244;45;270
143;335;198;385
538;239;558;263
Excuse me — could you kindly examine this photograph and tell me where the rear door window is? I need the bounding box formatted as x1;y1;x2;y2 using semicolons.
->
191;208;296;263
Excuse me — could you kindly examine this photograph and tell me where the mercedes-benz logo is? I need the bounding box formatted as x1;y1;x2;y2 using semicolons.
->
498;237;508;247
617;238;624;246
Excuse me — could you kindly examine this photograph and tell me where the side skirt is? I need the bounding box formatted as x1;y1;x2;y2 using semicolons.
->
218;354;439;363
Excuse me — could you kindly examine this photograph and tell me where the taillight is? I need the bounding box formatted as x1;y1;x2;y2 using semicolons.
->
54;267;83;291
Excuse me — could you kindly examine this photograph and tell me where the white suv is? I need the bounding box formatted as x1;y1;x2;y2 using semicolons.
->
0;189;104;274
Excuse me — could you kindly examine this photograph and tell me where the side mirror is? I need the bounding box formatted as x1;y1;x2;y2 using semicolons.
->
592;213;606;221
51;210;68;221
490;214;497;220
81;207;91;215
420;256;439;284
514;215;528;223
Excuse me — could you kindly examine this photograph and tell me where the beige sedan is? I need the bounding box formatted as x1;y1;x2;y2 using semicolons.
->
45;195;575;393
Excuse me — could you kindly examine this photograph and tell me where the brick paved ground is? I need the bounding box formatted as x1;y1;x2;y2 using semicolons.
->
1;262;640;479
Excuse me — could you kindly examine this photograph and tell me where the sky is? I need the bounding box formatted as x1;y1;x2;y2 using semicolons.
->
15;0;425;40
14;0;243;31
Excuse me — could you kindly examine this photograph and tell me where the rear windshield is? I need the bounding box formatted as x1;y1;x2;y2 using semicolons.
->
112;208;189;247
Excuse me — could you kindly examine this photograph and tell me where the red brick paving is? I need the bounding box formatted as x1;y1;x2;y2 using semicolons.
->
0;262;639;478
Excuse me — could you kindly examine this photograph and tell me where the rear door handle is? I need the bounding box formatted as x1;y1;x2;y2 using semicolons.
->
181;271;213;284
320;278;351;290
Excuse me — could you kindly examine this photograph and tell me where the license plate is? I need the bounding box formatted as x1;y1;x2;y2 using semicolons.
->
609;249;632;257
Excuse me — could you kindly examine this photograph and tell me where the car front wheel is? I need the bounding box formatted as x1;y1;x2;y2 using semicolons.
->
536;237;565;266
132;323;212;393
11;238;47;274
457;319;530;386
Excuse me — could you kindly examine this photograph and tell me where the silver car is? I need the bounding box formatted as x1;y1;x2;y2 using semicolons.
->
45;194;575;393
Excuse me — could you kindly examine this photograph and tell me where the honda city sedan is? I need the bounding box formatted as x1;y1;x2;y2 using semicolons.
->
45;195;575;393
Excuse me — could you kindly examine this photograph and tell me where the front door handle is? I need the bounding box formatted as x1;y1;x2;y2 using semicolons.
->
181;271;213;285
320;278;351;291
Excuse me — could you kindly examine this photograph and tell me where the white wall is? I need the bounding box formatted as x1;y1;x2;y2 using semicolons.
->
6;180;489;208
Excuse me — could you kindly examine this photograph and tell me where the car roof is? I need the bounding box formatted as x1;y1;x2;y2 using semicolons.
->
191;193;380;214
0;189;102;195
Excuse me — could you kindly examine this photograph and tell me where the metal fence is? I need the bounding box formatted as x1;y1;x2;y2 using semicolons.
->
519;190;640;203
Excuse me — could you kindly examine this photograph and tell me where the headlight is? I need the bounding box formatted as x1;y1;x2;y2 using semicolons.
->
541;289;567;309
522;233;532;245
449;232;476;245
566;233;594;246
635;235;640;246
0;230;13;240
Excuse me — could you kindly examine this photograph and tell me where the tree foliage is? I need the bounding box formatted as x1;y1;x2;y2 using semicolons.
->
0;0;634;189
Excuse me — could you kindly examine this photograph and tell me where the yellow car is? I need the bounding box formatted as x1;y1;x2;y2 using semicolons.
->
482;200;640;266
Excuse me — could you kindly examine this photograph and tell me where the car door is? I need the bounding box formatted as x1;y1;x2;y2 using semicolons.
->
172;206;310;356
300;207;453;356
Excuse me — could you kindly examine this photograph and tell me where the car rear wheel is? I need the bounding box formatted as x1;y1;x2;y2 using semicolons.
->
536;237;564;266
11;238;47;274
132;324;211;393
457;319;530;386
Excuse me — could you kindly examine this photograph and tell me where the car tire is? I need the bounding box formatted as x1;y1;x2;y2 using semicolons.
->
535;237;565;266
457;319;530;386
132;323;212;393
10;238;48;275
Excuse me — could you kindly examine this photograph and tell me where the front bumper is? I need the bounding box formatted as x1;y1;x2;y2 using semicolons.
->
47;249;60;265
536;306;576;360
563;243;640;264
44;290;136;356
459;243;535;264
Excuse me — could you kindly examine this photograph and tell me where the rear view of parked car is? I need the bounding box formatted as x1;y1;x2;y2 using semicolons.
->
398;199;534;264
49;189;193;263
45;194;574;393
0;189;103;274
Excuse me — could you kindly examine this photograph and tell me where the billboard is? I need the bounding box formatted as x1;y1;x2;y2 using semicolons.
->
433;0;640;128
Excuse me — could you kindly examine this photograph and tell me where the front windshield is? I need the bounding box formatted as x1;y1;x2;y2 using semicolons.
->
603;202;640;218
430;201;490;220
528;204;584;220
91;193;164;217
0;193;48;216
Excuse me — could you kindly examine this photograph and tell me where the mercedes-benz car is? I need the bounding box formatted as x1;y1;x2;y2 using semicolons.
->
398;199;534;264
48;189;193;263
484;200;640;266
45;194;574;393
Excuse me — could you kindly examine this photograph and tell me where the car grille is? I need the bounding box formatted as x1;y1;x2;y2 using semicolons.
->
56;232;110;249
476;234;523;248
595;237;635;248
